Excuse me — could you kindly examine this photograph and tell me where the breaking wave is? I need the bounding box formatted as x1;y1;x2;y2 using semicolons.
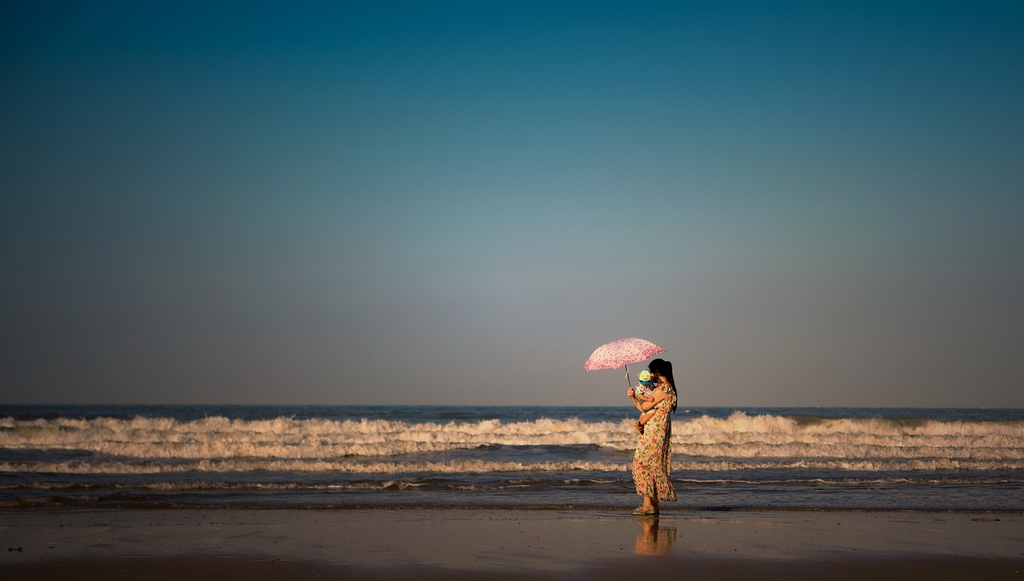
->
2;458;1023;474
0;416;628;458
1;412;1022;473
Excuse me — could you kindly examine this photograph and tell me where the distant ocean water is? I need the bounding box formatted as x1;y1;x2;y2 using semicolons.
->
1;405;1022;511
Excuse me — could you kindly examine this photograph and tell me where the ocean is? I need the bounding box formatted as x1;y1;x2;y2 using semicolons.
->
1;405;1022;511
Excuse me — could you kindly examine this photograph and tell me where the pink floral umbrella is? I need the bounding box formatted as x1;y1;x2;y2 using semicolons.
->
584;337;665;387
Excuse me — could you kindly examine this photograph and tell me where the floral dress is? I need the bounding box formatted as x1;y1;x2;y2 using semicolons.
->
631;382;676;501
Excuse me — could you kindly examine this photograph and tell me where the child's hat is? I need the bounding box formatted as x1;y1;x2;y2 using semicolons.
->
638;370;653;384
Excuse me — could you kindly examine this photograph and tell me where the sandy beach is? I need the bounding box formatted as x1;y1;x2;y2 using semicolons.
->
2;508;1022;580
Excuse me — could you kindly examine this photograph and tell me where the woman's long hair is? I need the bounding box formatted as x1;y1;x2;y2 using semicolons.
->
648;358;677;413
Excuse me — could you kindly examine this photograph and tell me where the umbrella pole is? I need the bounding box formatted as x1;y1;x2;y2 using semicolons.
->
624;365;631;389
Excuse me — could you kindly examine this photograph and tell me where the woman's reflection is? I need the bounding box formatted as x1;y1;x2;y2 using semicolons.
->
633;517;676;556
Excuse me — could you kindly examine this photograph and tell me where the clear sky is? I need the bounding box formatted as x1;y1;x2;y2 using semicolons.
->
1;1;1022;407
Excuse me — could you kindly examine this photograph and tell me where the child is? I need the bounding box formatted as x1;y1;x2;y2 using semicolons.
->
633;370;657;435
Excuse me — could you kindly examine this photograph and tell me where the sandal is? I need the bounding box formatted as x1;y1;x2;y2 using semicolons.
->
631;506;657;516
634;421;644;435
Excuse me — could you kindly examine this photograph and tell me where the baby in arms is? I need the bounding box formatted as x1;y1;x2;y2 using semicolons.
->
633;370;656;435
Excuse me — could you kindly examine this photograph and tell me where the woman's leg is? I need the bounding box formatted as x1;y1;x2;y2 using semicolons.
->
645;481;662;512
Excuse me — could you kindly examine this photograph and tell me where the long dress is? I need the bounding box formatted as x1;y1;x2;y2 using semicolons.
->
632;382;677;501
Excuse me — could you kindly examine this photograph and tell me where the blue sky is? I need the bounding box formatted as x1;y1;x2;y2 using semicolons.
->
2;1;1022;406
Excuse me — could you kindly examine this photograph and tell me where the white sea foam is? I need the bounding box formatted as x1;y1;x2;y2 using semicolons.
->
0;416;630;459
1;457;1022;475
669;412;1024;461
3;474;1018;491
0;459;629;474
1;412;1022;471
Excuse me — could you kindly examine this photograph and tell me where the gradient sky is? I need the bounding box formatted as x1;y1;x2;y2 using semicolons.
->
2;1;1022;407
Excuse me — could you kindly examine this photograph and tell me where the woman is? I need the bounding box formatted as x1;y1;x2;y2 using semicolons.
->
626;358;677;515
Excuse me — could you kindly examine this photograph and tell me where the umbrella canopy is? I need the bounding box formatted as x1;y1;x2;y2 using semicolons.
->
584;337;665;371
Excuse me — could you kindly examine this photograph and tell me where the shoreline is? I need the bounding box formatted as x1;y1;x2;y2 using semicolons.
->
3;507;1022;580
4;502;1023;512
4;555;1023;581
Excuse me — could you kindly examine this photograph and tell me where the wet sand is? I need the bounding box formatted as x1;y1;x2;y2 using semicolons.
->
2;508;1022;579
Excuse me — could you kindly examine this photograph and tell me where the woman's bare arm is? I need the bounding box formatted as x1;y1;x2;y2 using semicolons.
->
636;389;668;412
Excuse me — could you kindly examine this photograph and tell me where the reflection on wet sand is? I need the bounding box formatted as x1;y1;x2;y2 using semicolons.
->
633;517;677;556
